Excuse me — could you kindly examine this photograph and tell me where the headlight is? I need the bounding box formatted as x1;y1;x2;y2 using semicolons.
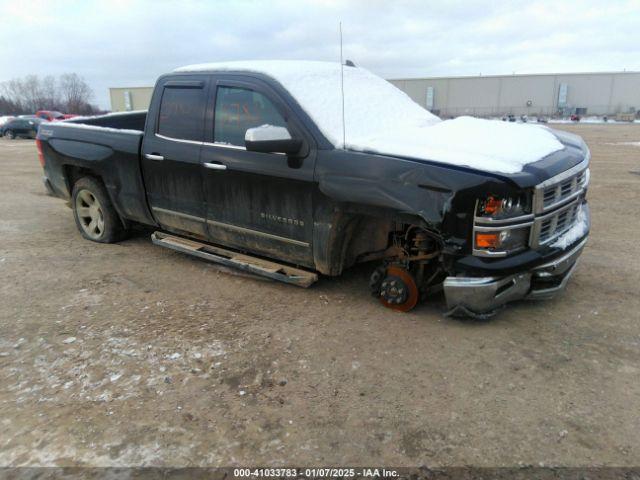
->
476;193;531;220
474;226;530;256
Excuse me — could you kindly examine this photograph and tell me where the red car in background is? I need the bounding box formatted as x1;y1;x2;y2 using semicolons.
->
35;110;66;122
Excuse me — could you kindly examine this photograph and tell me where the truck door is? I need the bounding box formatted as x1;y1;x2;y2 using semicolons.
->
141;76;209;237
200;77;316;267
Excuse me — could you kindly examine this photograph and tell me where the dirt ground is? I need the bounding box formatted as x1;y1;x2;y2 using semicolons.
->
0;124;639;467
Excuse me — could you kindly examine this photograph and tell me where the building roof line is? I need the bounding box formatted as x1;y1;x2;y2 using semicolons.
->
389;70;640;82
109;86;155;90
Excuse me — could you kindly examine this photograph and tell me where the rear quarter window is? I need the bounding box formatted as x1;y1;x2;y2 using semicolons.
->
157;86;206;141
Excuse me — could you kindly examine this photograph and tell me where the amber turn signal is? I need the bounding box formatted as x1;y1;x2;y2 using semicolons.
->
483;196;502;215
475;232;500;249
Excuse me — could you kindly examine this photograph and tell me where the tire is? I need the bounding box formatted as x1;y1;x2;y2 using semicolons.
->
4;130;15;139
72;177;128;243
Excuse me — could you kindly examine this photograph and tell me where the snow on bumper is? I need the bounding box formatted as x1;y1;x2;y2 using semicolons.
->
444;204;590;318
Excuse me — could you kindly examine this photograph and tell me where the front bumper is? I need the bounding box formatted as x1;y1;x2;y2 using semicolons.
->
443;236;588;318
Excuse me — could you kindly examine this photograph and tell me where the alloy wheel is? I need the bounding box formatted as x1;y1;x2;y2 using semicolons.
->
75;189;105;239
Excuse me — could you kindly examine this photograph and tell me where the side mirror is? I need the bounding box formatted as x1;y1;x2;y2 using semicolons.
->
245;124;302;155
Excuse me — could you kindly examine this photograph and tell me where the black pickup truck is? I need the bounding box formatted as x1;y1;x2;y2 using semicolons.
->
36;61;590;317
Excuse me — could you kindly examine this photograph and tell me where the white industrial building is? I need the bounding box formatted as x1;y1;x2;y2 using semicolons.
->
389;71;640;118
110;70;640;118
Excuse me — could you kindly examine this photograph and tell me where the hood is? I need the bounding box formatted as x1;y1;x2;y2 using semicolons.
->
516;127;589;186
548;127;587;151
348;116;566;175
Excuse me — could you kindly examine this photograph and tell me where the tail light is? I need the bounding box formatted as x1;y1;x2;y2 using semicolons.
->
35;139;45;167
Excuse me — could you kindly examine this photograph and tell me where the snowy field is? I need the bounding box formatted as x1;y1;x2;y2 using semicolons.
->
489;115;640;125
549;116;640;124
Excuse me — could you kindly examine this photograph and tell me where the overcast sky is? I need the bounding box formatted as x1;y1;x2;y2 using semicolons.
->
1;0;639;109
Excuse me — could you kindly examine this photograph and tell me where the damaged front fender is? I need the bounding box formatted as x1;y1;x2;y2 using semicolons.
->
311;149;521;274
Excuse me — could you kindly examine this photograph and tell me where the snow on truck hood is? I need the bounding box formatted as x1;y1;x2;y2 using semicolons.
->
175;61;564;174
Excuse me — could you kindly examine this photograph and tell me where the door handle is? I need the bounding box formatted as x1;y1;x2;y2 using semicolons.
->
145;153;164;161
204;162;227;171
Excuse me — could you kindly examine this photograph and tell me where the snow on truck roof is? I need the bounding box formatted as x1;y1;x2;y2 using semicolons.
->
176;61;564;174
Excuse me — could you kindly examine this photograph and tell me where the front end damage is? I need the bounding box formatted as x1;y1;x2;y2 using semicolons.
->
365;147;590;318
444;234;588;318
316;128;591;318
442;153;591;318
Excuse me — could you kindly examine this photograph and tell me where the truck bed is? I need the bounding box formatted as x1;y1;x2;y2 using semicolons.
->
66;110;147;131
37;112;156;227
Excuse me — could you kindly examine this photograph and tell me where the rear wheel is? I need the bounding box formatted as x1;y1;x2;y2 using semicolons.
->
4;130;15;139
72;177;128;243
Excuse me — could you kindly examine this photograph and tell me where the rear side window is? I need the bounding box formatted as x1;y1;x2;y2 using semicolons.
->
214;86;287;147
157;86;206;141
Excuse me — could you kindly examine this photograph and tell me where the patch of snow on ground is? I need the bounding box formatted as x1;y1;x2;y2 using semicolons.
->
604;141;640;147
550;203;590;250
175;61;564;174
548;116;640;124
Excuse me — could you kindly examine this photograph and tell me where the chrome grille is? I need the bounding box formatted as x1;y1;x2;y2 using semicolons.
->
472;157;589;256
537;202;580;245
530;158;590;248
540;168;588;211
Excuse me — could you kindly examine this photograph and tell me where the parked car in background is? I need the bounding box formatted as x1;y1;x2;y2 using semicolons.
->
615;112;635;122
0;115;15;127
1;117;43;139
35;110;66;122
62;114;79;120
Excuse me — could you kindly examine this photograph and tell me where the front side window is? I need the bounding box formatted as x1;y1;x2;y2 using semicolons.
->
214;86;287;147
157;86;206;141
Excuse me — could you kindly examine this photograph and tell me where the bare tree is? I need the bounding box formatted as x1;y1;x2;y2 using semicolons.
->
0;73;96;115
0;96;22;115
1;79;26;112
42;76;62;111
59;73;93;114
23;75;44;112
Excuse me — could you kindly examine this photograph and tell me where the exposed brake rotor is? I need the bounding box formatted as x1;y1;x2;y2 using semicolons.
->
378;265;419;312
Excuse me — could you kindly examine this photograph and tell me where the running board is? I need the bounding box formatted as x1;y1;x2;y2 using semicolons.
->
151;231;318;288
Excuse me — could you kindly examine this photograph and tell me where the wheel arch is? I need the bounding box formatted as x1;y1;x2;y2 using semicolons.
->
312;201;443;276
64;165;98;195
65;165;130;229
